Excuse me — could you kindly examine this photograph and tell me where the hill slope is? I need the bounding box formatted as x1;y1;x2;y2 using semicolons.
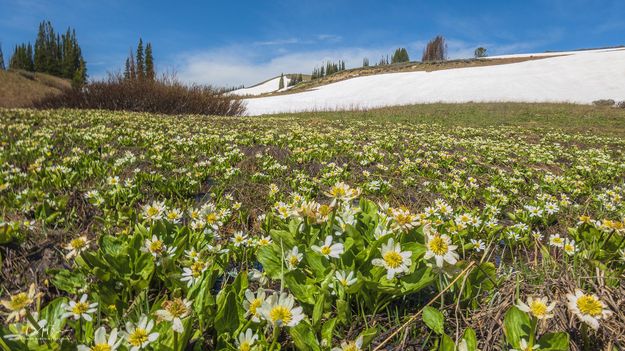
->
230;75;292;96
0;70;70;108
244;48;625;115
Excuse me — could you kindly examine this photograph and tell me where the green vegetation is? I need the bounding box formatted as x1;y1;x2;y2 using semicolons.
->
1;105;624;350
391;47;410;63
10;20;86;87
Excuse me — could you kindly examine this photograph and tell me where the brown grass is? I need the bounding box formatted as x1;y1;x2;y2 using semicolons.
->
0;69;71;108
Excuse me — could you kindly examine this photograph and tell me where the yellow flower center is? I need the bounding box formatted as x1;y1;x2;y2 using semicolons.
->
270;305;292;324
240;341;251;351
289;255;299;267
529;300;547;318
72;302;89;315
163;298;188;318
258;238;269;246
428;236;449;255
551;237;563;244
330;186;346;198
249;299;262;315
147;207;159;217
343;342;359;351
91;344;112;351
167;212;178;220
394;213;413;225
205;213;217;224
9;293;31;310
191;261;205;277
70;238;86;250
577;295;603;317
383;251;403;268
149;240;163;253
320;246;331;256
128;328;149;346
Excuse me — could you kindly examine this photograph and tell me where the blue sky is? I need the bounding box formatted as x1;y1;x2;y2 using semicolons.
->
1;0;624;87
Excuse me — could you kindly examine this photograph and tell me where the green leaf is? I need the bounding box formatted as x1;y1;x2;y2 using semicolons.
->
257;244;283;279
48;269;87;294
40;297;69;339
360;327;377;347
422;306;445;335
290;321;321;351
538;332;569;351
440;334;455;351
312;292;325;327
214;289;240;333
462;328;478;351
503;306;531;348
321;318;337;346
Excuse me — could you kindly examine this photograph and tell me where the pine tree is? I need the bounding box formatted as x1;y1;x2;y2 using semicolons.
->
0;43;5;70
474;47;487;58
278;73;284;89
72;57;87;89
136;38;144;80
145;42;155;80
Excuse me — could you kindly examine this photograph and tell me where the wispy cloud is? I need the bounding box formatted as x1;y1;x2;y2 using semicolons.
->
174;45;392;87
253;38;302;46
171;32;568;88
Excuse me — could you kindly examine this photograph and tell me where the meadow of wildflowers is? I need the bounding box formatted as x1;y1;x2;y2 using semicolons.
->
1;108;624;350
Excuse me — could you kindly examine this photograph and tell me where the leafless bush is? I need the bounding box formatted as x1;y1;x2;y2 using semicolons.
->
422;35;447;62
33;73;246;116
592;99;615;107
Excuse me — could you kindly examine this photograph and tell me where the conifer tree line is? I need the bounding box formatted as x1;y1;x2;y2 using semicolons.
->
0;43;6;70
287;73;304;87
391;47;410;63
311;60;346;80
8;20;87;86
124;38;155;81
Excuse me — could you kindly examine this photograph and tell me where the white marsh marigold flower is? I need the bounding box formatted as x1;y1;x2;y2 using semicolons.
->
566;289;612;330
424;231;459;268
372;238;412;280
516;296;556;320
312;235;344;259
154;297;192;333
259;292;305;328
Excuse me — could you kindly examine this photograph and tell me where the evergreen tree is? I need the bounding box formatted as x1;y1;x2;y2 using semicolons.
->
391;48;409;63
278;73;284;89
9;44;34;71
136;38;145;80
26;43;34;71
474;47;487;58
363;57;369;67
0;43;5;70
145;42;155;80
72;57;87;89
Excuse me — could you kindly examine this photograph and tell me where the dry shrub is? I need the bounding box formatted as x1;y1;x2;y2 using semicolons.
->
422;35;447;62
33;73;246;116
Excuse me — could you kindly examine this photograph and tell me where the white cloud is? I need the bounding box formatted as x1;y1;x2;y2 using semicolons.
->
174;45;394;87
172;35;562;88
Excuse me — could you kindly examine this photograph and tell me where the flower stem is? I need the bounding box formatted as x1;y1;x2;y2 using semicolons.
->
174;332;178;351
269;326;280;350
528;317;537;347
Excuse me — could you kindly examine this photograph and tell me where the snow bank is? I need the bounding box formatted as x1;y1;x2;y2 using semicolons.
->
244;48;625;115
230;76;291;96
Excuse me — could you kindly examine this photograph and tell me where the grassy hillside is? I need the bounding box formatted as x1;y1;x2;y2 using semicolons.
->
268;102;625;136
0;69;71;107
